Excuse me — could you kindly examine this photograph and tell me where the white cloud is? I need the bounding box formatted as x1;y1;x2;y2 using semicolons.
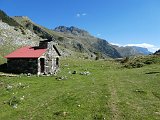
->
111;43;159;52
110;43;123;46
82;13;87;16
76;13;87;17
76;13;81;17
97;33;101;36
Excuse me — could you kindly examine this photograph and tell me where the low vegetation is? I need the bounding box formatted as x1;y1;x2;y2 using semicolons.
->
122;55;160;68
0;10;21;27
0;57;160;120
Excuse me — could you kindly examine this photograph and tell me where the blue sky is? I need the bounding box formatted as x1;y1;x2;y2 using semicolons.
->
1;0;160;52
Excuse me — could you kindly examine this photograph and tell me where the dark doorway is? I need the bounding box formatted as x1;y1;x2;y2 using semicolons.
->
40;58;45;73
56;58;59;67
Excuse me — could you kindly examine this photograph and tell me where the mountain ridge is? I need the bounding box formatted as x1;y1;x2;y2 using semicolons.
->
112;44;152;57
54;26;90;37
154;49;160;55
12;16;121;58
0;9;153;59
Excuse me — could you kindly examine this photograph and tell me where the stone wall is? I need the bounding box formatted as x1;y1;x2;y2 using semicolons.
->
44;41;60;74
7;58;38;74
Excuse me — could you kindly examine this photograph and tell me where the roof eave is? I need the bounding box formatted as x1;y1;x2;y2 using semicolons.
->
6;57;40;59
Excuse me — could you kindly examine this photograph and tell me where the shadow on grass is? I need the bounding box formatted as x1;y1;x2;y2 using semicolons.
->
0;63;17;74
145;72;160;74
0;63;21;77
0;63;8;73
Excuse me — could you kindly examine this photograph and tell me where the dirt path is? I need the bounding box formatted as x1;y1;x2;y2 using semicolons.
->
108;80;121;120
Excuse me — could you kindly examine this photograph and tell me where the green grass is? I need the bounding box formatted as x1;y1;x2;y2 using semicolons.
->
0;58;160;120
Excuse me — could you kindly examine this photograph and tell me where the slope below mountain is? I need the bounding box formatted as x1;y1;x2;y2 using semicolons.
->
0;10;21;27
0;20;40;61
13;16;121;58
13;16;58;40
54;26;121;58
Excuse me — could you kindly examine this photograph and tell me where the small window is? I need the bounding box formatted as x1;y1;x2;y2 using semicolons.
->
56;58;59;66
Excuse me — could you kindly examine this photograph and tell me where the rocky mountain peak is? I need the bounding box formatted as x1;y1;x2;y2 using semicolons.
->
54;26;90;37
13;16;31;21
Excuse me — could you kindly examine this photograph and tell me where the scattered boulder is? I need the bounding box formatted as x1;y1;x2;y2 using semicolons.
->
6;85;13;90
68;71;71;74
27;73;31;77
133;89;147;94
80;71;91;75
13;104;18;109
17;82;27;89
20;96;25;101
53;111;69;117
77;104;81;107
56;76;68;80
72;71;77;74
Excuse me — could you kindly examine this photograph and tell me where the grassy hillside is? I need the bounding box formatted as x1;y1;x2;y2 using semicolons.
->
0;10;21;27
0;58;160;120
122;55;160;68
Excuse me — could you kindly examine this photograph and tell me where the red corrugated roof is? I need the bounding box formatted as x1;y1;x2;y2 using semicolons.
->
5;46;47;58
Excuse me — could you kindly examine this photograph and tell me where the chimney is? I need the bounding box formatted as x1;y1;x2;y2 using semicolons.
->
39;39;53;49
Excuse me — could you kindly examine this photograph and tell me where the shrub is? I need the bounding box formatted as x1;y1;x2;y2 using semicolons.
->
144;60;155;64
121;57;129;63
58;37;64;41
8;96;20;107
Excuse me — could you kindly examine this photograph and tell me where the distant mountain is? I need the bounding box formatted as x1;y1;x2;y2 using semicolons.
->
54;26;90;37
112;45;152;57
53;26;121;58
132;46;152;55
154;49;160;55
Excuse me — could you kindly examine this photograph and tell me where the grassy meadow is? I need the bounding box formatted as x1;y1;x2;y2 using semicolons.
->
0;58;160;120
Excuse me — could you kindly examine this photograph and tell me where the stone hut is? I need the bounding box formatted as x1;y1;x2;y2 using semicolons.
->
5;39;61;75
